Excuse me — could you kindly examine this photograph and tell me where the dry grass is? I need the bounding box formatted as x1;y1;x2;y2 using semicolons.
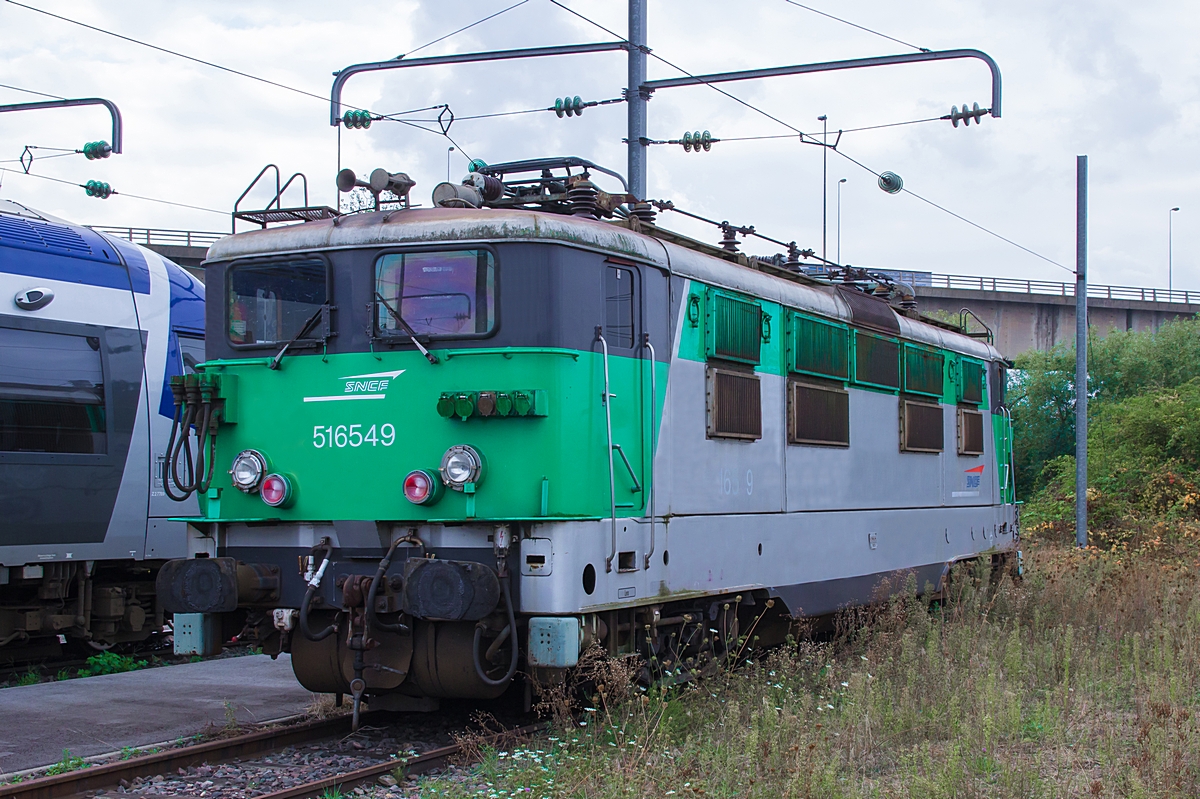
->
416;541;1200;798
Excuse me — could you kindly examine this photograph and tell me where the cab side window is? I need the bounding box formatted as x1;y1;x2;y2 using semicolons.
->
604;265;636;349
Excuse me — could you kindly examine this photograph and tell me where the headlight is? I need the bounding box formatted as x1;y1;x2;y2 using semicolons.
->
439;444;484;491
229;449;266;492
260;473;295;508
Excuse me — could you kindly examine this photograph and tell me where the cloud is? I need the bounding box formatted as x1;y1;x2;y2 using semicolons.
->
0;0;1195;289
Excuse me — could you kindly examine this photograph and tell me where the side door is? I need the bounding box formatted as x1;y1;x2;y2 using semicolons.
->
599;261;646;513
0;232;144;562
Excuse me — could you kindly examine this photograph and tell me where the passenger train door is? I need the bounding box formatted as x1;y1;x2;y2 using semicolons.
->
0;213;145;562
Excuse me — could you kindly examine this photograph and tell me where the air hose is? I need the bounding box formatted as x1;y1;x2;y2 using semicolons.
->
365;537;418;635
164;374;221;501
298;541;338;641
472;575;518;687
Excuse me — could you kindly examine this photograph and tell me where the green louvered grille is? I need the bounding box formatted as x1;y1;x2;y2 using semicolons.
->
904;345;944;397
854;332;899;389
708;292;762;364
791;313;849;380
961;360;984;405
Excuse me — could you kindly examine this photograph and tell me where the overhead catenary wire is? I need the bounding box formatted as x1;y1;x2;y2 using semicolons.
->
780;0;930;53
396;0;532;60
0;82;64;99
645;113;963;146
0;166;227;216
546;0;1071;274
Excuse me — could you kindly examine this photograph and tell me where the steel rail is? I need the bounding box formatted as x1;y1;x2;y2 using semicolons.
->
251;722;548;799
0;714;356;799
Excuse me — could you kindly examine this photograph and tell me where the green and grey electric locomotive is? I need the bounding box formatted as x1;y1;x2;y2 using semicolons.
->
159;158;1017;718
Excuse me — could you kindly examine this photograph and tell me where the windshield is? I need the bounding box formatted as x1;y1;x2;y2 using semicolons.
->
375;250;495;338
228;258;326;346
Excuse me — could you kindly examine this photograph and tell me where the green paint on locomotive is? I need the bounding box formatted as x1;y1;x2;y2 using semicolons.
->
197;347;668;522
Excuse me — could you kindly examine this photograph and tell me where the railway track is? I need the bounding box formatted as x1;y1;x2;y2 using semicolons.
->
0;712;543;799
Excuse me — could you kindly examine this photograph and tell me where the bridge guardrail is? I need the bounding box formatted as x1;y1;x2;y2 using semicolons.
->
924;273;1200;305
88;226;224;248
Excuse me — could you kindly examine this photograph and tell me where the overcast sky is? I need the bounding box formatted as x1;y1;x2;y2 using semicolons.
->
1;0;1196;289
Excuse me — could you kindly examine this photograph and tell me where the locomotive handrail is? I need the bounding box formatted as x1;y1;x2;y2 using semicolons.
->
442;347;580;360
595;327;619;574
642;335;658;570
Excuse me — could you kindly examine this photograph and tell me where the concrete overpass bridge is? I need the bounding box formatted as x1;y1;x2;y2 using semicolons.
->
905;273;1197;358
91;227;1198;359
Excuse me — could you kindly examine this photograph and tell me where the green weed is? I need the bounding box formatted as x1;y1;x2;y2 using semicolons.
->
415;543;1200;798
76;652;147;677
15;669;39;686
44;750;88;776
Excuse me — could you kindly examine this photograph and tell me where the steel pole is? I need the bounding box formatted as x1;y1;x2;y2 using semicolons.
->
819;115;828;261
1170;207;1179;293
0;98;123;154
627;0;648;199
837;178;846;263
1075;155;1088;549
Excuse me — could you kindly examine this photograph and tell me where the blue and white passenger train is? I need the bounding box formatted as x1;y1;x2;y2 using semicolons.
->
0;198;203;658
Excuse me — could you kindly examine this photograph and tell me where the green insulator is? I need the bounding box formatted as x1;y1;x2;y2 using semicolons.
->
692;131;703;153
436;393;456;418
453;392;476;420
571;95;583;116
701;130;712;151
682;131;692;152
84;180;112;199
468;159;487;173
555;97;566;118
83;141;111;160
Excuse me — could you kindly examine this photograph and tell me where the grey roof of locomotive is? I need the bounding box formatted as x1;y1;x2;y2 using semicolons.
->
207;206;1001;362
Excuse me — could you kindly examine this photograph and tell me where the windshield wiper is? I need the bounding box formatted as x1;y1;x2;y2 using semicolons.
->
268;305;326;370
375;292;439;365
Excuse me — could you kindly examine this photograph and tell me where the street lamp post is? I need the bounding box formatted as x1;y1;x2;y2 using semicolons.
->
447;146;456;182
1170;207;1180;294
818;115;828;261
837;178;847;264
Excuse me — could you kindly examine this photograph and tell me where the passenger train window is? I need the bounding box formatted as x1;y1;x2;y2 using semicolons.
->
228;258;327;346
0;327;106;454
604;266;636;348
177;334;205;373
375;250;495;338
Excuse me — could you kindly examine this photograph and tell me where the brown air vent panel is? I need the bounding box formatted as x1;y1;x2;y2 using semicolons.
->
788;381;850;447
958;407;985;456
900;399;944;453
707;367;762;440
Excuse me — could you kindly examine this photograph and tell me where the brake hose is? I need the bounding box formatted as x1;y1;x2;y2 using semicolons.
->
365;538;410;635
472;575;518;687
298;542;338;641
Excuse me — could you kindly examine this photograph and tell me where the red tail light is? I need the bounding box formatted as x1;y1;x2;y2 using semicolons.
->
261;473;294;508
403;469;443;505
